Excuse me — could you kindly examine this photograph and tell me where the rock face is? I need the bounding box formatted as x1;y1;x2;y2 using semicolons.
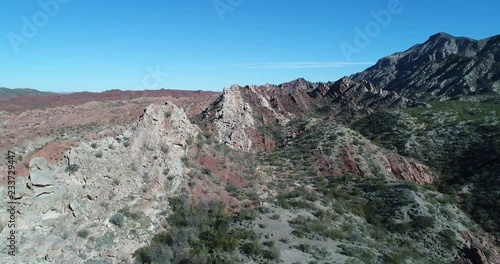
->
351;33;500;99
0;101;199;263
213;86;256;150
29;157;56;187
196;77;422;151
460;231;500;264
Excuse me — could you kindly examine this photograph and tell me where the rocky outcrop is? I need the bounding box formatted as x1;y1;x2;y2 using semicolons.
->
459;231;500;264
212;86;256;150
384;154;434;185
29;157;56;187
0;101;199;263
196;77;421;151
351;33;500;99
305;124;436;184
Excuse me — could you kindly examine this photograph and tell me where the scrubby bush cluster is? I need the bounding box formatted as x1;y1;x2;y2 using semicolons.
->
352;98;500;240
134;196;277;264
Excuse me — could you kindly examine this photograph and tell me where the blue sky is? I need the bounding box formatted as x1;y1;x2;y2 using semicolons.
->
1;0;499;92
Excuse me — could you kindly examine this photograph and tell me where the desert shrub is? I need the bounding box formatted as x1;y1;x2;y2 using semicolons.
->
181;156;190;166
202;168;212;176
382;252;407;264
77;229;90;238
241;241;262;257
411;215;435;230
110;213;125;227
263;245;280;260
161;145;169;154
226;184;245;200
134;197;251;264
236;209;258;221
112;178;120;186
119;207;144;221
65;164;79;174
387;221;411;234
341;246;375;263
134;243;173;264
279;237;289;243
91;142;98;149
270;214;280;220
95;151;103;158
439;228;458;249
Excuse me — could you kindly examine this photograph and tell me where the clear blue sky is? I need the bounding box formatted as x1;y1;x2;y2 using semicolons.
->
1;0;499;92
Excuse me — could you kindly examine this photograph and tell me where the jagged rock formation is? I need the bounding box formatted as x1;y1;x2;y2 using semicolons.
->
0;101;199;263
196;77;423;151
351;33;500;99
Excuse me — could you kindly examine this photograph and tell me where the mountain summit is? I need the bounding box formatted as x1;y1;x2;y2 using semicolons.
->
351;33;500;99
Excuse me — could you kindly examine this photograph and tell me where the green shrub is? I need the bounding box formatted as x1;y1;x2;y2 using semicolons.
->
65;164;79;174
270;214;280;220
263;246;280;260
135;197;250;264
241;241;262;257
112;179;120;186
181;156;190;166
110;213;125;227
77;229;90;238
202;168;212;175
161;145;169;154
412;215;435;230
439;228;458;249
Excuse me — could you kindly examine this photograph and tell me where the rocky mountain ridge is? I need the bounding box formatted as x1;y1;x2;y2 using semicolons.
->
1;102;198;263
351;32;500;99
196;77;424;151
0;87;52;98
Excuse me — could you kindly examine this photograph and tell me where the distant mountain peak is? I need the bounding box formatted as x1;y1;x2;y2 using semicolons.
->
0;87;52;98
428;32;454;40
351;33;500;99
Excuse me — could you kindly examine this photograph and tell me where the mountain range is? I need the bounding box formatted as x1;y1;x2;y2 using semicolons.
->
0;32;499;264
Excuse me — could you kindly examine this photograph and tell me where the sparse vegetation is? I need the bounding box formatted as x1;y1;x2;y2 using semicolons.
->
112;178;120;186
181;155;190;166
352;98;500;239
110;213;125;227
134;196;259;263
161;144;169;154
65;164;79;174
77;229;90;238
123;137;131;147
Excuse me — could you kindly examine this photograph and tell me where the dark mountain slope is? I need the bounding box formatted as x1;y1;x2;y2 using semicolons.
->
0;87;51;98
351;33;500;99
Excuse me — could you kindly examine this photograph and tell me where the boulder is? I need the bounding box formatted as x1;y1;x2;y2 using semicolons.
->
29;157;55;187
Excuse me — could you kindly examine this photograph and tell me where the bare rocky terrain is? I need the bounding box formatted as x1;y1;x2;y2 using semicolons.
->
1;33;500;264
